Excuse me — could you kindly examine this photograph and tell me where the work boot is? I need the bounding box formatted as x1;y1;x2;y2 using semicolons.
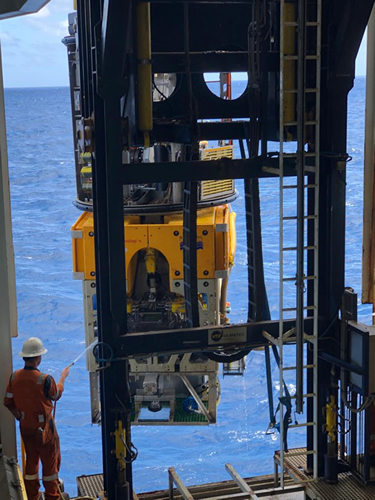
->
60;493;70;500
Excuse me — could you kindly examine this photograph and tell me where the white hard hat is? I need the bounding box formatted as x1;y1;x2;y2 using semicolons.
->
18;337;47;358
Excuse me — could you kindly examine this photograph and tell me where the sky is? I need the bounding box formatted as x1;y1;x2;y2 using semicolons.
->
0;0;369;88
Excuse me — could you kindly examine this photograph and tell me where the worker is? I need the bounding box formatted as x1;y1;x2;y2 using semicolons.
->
3;337;70;500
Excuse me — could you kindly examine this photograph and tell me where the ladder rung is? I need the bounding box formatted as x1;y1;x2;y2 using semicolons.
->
282;245;316;251
282;276;316;282
284;88;318;94
289;422;316;429
285;450;316;457
283;21;320;27
281;152;317;159
282;364;315;371
282;306;316;312
290;393;316;399
282;184;318;190
283;120;317;126
283;55;317;62
282;215;317;220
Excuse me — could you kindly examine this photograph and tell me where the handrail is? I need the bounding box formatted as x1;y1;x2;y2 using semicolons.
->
168;467;194;500
225;464;258;500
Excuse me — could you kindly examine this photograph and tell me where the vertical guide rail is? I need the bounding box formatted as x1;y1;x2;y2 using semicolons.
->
182;2;199;329
278;0;285;488
84;0;133;497
295;0;306;415
312;0;322;479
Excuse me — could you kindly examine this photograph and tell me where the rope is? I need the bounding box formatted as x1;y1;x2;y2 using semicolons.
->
271;344;292;452
341;392;375;414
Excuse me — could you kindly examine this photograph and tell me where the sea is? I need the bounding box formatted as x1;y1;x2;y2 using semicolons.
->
4;77;370;497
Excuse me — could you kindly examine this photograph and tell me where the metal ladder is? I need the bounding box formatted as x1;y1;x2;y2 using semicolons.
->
277;0;321;488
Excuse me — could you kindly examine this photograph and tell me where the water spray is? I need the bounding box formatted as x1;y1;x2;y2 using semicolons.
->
67;339;98;369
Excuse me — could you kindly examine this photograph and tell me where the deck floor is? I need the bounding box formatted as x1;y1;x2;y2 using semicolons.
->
76;472;304;499
75;451;375;500
275;448;375;500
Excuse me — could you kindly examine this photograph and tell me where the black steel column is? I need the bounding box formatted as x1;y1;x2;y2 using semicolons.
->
183;180;199;328
306;0;373;474
182;1;199;328
88;0;133;498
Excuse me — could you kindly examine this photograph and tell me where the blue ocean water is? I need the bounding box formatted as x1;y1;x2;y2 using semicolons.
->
4;78;369;497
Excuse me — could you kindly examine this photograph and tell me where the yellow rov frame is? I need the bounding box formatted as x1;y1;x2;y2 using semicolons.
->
71;206;236;424
71;144;237;425
72;206;235;307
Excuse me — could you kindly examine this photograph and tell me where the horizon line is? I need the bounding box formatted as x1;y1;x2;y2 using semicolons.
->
4;74;367;91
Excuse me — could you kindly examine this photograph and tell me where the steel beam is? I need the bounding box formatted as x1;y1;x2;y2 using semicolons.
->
0;0;49;19
141;0;255;2
335;0;374;76
152;51;248;73
121;158;300;185
116;318;314;359
152;122;254;143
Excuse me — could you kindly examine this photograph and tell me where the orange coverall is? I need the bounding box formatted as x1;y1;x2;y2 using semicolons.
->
4;367;64;500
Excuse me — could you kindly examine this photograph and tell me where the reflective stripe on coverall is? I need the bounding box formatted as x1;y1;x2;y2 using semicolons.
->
4;367;63;500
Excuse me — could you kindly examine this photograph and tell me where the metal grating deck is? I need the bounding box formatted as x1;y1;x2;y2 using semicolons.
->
77;473;104;498
275;448;375;500
76;472;303;499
